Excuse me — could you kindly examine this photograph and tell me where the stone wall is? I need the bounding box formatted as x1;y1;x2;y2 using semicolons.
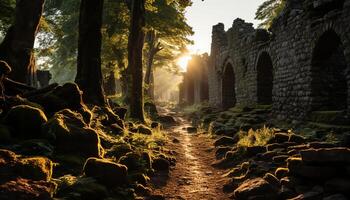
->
208;0;350;121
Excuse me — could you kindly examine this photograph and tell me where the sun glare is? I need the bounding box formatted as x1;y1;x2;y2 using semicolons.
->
177;55;192;72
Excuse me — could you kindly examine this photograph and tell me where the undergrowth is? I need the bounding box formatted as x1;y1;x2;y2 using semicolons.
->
237;126;275;147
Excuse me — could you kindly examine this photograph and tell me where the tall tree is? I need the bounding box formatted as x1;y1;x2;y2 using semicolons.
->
0;0;45;86
144;29;162;99
127;0;146;122
75;0;106;105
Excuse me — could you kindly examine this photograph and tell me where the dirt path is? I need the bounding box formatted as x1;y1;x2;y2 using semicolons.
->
150;114;230;200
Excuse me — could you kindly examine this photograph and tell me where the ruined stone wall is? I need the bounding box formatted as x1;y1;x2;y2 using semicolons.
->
208;0;350;121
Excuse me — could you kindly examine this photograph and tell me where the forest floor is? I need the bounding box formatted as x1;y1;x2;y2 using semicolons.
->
150;109;230;200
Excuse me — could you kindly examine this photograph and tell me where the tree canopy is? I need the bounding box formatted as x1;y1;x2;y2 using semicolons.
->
255;0;286;29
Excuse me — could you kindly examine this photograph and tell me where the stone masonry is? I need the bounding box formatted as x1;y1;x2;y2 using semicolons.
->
208;0;350;121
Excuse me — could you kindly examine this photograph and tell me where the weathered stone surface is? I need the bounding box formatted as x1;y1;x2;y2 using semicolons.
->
42;109;101;158
268;133;290;144
152;157;170;171
275;167;289;179
5;105;47;139
287;157;340;179
204;0;350;123
214;136;238;147
83;157;127;187
233;178;278;200
0;149;53;182
300;147;350;164
0;178;56;200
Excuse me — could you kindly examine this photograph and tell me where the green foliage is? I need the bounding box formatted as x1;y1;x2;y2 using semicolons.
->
0;0;15;36
237;126;275;147
36;0;193;85
255;0;286;29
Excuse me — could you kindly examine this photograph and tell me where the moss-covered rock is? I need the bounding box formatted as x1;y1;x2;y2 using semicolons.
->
17;157;53;181
42;109;102;158
28;83;92;123
56;176;109;200
113;107;128;120
106;143;133;160
152;157;170;171
137;124;152;135
0;178;57;200
5;105;47;139
0;149;53;182
83;158;128;187
119;152;151;172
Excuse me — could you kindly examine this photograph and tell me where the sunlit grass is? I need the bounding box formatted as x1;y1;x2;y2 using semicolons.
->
237;126;275;147
127;125;167;150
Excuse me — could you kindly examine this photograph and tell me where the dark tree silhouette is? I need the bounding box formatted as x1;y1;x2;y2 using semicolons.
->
0;0;45;86
75;0;106;105
127;0;146;122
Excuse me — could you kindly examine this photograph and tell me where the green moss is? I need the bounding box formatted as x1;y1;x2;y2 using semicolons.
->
18;157;53;181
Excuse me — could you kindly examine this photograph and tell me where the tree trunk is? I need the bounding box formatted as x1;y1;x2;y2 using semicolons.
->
127;0;146;122
75;0;106;105
144;30;161;100
104;70;116;96
0;0;45;87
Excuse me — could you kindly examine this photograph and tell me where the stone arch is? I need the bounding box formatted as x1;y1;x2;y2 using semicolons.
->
222;62;236;109
256;51;274;105
311;29;348;111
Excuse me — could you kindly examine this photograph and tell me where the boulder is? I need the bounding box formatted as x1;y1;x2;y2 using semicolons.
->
105;143;133;160
152;157;170;171
42;109;102;158
287;157;339;179
119;152;151;171
288;134;306;144
214;127;238;136
83;158;128;187
137;124;152;135
233;178;279;200
0;178;56;200
157;115;176;124
268;133;290;144
6;105;47;139
246;146;266;157
113;107;127;120
275;168;289;179
28;83;92;123
214;136;238;147
17;157;53;181
300;147;350;164
0;149;53;182
263;173;280;187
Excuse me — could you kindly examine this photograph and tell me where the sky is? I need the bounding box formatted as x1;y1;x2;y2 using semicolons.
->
185;0;265;54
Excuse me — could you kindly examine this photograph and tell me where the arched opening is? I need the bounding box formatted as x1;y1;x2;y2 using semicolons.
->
222;63;236;109
257;52;273;105
311;30;348;111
